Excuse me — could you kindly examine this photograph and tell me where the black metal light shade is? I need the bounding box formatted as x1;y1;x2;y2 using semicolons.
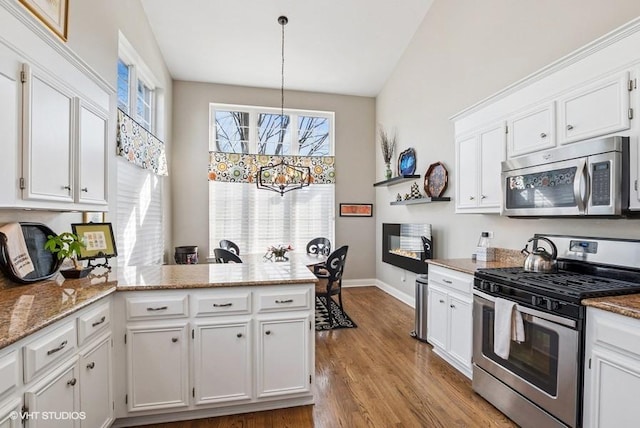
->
256;161;311;196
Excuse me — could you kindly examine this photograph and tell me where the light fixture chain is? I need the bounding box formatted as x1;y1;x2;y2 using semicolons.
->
280;17;286;131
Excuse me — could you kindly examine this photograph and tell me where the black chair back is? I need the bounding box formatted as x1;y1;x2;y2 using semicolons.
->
213;248;242;263
219;239;240;255
306;237;331;256
322;245;348;283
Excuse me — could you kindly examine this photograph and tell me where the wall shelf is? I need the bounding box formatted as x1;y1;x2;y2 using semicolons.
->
373;174;420;187
390;197;450;206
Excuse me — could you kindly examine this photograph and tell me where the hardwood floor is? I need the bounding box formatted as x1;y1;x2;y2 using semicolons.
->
140;286;516;428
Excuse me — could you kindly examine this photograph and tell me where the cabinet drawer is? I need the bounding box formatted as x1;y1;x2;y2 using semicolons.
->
23;321;76;382
126;295;189;320
428;265;472;295
77;301;111;346
193;291;251;317
591;308;640;357
257;288;311;313
0;350;19;397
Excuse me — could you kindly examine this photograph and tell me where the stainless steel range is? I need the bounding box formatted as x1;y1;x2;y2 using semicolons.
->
472;234;640;428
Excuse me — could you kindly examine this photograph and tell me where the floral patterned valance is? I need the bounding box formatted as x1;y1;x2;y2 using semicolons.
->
208;152;335;184
117;109;168;176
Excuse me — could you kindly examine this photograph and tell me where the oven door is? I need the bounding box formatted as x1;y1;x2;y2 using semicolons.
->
473;291;579;427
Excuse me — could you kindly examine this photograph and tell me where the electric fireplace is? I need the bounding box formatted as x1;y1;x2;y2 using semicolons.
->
382;223;432;273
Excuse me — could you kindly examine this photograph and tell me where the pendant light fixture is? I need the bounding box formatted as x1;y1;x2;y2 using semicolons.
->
256;15;311;197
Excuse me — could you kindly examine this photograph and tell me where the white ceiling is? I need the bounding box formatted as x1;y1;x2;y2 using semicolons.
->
140;0;434;97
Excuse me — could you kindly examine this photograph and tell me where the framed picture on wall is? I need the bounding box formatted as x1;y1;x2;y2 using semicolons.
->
339;203;373;217
18;0;69;41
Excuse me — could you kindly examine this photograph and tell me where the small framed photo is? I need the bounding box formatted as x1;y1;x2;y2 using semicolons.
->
71;223;118;260
339;203;373;217
83;212;105;223
18;0;69;41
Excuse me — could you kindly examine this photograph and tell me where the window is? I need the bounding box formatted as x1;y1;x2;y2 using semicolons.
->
209;104;335;256
117;42;156;133
117;59;130;113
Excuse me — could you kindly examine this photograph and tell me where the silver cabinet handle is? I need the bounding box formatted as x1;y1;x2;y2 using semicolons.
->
442;279;453;284
469;196;475;200
81;187;88;192
265;330;271;335
481;195;487;199
540;132;547;138
213;303;232;307
67;378;77;386
567;124;574;130
171;337;178;343
62;185;71;190
147;306;168;311
275;299;293;304
439;299;445;303
47;340;68;356
236;333;243;338
86;362;95;370
450;304;456;309
92;316;106;327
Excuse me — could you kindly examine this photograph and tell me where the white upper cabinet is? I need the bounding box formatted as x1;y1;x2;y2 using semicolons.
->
557;70;631;145
22;65;75;203
507;101;556;157
455;122;506;213
77;102;108;205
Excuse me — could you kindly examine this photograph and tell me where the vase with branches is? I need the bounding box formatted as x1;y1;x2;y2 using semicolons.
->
379;126;396;179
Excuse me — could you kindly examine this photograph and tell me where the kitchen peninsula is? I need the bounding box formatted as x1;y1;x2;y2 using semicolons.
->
0;262;318;428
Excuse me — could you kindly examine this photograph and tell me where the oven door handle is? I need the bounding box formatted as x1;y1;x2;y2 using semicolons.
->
574;158;588;214
473;289;577;329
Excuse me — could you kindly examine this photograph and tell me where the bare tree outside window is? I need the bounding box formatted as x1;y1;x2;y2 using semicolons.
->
258;113;290;155
215;111;250;153
298;116;329;156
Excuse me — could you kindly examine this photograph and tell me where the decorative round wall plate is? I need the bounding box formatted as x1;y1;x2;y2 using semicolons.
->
424;162;448;197
397;148;416;176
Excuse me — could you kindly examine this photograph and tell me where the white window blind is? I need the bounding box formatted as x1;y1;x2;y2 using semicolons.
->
117;158;165;267
209;182;334;256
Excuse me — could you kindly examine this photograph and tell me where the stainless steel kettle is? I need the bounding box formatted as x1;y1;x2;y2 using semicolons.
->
521;237;558;273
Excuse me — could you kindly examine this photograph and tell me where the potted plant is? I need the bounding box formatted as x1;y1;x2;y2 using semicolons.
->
44;232;91;278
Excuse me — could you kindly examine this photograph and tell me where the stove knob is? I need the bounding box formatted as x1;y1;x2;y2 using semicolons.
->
489;283;501;293
546;299;560;311
480;280;490;291
531;296;546;307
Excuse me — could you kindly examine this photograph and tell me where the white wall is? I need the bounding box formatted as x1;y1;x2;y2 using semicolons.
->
375;0;640;298
171;81;376;279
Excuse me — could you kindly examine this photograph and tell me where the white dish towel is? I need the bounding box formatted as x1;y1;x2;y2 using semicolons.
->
494;297;526;360
0;223;35;279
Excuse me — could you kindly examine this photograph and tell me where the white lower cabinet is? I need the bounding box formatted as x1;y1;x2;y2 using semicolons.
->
126;323;189;412
193;320;252;405
583;307;640;428
78;335;113;428
256;315;311;398
0;398;21;428
427;265;473;378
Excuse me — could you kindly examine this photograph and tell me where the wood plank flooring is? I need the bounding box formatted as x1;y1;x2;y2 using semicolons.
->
140;286;516;428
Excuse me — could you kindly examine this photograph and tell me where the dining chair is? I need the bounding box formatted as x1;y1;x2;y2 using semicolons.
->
313;245;348;328
219;239;240;255
213;248;243;263
306;237;331;256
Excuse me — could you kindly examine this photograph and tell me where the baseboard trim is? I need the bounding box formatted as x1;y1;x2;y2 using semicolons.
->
342;279;377;288
374;279;414;308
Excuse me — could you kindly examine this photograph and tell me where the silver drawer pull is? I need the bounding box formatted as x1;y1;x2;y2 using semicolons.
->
67;378;76;387
265;330;271;335
47;340;68;356
275;299;294;304
567;124;574;130
540;132;547;138
442;279;453;284
450;304;456;309
81;187;88;192
147;306;168;311
213;303;233;307
92;316;106;327
86;362;95;370
237;333;243;338
171;337;179;343
439;299;445;303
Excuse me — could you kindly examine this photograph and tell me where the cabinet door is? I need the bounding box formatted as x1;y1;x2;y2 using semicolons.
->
0;48;21;208
479;123;506;209
558;71;630;145
508;102;555;157
256;315;311;398
25;359;79;428
447;294;472;370
0;398;21;428
455;135;478;209
193;320;252;405
427;286;448;350
126;323;189;412
79;336;112;428
77;102;107;205
22;64;74;203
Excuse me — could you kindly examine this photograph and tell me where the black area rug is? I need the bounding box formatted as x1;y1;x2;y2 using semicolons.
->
315;295;357;331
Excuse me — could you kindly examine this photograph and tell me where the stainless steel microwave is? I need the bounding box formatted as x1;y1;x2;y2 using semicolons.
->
501;136;629;217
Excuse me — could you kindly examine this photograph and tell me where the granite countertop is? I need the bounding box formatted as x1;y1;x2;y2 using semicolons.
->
117;261;318;291
427;248;525;275
582;294;640;320
0;271;117;349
